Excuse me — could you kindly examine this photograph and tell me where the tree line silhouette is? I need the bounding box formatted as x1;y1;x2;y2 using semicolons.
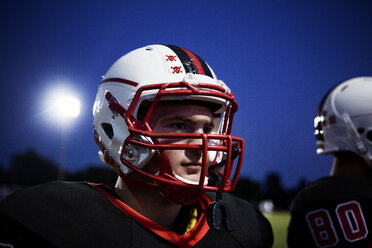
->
0;150;306;210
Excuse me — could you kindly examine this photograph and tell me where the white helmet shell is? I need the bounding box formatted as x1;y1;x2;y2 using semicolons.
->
314;76;372;166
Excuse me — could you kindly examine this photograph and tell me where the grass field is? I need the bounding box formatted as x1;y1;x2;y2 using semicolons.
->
265;211;290;248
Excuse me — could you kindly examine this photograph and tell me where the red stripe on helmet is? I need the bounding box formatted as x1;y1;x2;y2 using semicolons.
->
101;77;139;87
181;48;206;75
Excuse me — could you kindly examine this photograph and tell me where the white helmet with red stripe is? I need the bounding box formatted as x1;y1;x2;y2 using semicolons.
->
314;76;372;166
93;44;244;204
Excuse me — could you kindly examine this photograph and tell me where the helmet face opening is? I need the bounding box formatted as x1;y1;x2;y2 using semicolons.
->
93;44;245;204
116;81;244;204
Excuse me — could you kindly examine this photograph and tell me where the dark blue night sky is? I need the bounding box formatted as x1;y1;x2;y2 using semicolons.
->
1;0;371;188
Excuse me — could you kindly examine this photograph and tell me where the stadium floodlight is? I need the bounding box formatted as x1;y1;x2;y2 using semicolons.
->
42;83;82;126
42;83;82;180
56;96;80;118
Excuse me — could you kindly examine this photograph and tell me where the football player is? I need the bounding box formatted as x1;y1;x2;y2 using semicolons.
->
0;44;273;247
287;77;372;248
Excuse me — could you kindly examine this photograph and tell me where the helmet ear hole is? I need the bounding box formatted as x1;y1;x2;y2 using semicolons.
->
357;128;365;134
102;123;114;140
366;130;372;143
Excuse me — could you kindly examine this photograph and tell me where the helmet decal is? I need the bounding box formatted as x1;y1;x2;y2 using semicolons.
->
163;44;214;78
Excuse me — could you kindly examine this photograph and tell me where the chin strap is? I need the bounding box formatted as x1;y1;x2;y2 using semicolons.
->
343;113;372;166
206;145;240;232
206;168;235;232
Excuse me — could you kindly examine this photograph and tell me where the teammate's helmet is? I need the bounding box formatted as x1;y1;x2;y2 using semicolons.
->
314;77;372;166
93;44;244;204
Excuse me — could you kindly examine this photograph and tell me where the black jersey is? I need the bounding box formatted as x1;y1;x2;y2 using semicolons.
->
287;176;372;248
0;181;273;248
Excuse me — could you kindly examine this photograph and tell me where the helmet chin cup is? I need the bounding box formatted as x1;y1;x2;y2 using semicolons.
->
173;172;209;186
160;172;205;205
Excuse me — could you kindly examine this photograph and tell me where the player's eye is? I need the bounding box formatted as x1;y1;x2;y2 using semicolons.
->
172;122;186;131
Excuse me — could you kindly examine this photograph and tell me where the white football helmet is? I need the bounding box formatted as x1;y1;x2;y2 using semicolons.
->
93;44;244;204
314;77;372;166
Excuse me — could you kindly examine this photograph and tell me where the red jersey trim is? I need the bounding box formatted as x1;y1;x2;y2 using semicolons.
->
89;183;211;248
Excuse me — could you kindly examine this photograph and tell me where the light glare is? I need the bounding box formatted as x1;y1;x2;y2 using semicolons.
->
56;96;80;117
